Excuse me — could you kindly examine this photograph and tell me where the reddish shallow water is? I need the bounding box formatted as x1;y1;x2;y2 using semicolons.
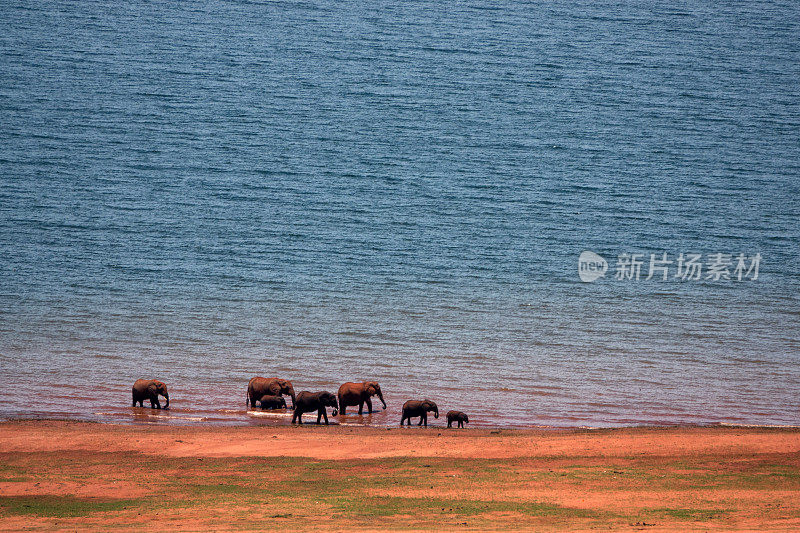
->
3;369;799;429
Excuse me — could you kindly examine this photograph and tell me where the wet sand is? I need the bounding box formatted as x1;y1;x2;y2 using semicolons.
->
1;421;799;531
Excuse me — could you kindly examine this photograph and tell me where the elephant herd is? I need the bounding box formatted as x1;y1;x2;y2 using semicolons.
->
131;377;469;427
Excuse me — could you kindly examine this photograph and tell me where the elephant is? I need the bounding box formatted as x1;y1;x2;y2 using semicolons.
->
337;381;386;415
132;379;169;409
447;410;469;428
247;377;296;409
400;399;438;427
258;394;287;410
292;391;338;425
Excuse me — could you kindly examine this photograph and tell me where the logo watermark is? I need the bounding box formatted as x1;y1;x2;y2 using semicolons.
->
578;251;761;283
578;251;608;282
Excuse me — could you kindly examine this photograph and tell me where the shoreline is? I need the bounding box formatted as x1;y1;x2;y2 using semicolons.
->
2;420;799;530
4;414;800;432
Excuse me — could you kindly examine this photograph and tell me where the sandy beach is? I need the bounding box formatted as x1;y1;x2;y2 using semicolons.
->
1;421;799;531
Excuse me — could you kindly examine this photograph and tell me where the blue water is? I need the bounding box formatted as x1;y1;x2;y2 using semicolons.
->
1;0;799;427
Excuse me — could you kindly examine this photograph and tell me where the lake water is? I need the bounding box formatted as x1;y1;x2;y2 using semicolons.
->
1;0;799;428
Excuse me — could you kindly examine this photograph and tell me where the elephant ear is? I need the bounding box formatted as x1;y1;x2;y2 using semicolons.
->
147;383;159;395
267;382;280;395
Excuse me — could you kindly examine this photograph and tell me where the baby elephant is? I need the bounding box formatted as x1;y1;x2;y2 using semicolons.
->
258;395;286;410
447;410;469;428
401;399;439;427
292;391;338;425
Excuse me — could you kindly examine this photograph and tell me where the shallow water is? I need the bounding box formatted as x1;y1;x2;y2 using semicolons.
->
1;0;799;428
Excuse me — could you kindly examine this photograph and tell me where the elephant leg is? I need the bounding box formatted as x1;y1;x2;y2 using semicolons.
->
417;415;423;426
448;420;452;428
317;409;323;424
358;401;363;415
340;404;347;415
366;398;373;414
322;409;329;425
132;398;137;407
423;413;428;427
400;414;406;426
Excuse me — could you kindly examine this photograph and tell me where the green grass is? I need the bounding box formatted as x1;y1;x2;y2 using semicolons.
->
324;495;593;519
650;507;732;521
185;483;253;496
0;495;143;518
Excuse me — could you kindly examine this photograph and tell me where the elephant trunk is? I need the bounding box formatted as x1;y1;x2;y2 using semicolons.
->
433;407;439;419
332;399;338;417
289;390;296;409
378;390;386;410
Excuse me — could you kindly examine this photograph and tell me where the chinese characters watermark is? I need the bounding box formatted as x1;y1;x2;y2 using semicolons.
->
578;251;761;283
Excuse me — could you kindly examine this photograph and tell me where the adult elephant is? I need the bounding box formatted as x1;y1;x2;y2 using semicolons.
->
246;377;296;409
400;399;438;427
292;391;338;425
337;381;386;415
132;379;169;409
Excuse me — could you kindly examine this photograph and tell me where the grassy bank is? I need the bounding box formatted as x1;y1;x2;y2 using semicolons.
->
1;422;799;530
